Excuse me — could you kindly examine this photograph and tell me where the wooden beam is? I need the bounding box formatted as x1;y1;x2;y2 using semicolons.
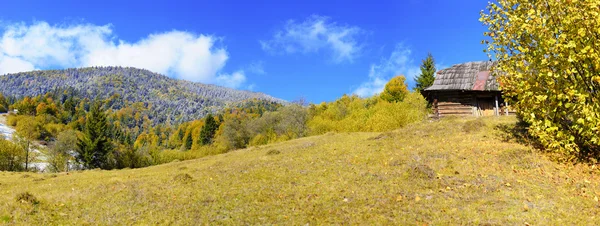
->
434;98;439;118
494;95;499;116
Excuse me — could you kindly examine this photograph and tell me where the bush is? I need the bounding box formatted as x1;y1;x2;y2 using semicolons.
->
15;192;39;205
307;93;428;134
408;164;436;179
266;149;281;155
0;139;25;171
173;173;194;183
249;133;269;146
113;145;155;169
462;119;486;133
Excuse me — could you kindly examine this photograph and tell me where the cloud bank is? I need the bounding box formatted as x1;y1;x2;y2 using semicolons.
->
261;15;363;63
0;21;246;88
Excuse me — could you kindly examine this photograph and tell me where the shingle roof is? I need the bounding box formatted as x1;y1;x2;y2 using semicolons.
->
424;61;499;91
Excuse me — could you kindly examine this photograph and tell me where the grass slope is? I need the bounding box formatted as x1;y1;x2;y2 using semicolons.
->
2;117;600;224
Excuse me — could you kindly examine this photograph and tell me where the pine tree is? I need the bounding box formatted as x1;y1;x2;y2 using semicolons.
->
199;114;220;145
414;53;436;92
184;131;193;150
77;101;113;169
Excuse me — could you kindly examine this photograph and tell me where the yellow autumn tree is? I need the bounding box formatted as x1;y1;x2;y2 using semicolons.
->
380;75;409;103
481;0;600;160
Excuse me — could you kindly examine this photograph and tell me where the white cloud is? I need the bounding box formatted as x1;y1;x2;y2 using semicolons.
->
353;44;420;97
246;83;256;91
215;71;246;89
0;55;35;75
246;61;265;75
261;15;363;63
0;21;245;88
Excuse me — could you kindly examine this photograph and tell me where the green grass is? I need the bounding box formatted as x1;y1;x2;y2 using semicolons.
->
2;116;600;224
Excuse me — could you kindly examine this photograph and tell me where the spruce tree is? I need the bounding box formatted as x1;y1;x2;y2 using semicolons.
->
414;53;436;92
77;101;113;169
199;114;220;145
184;131;193;150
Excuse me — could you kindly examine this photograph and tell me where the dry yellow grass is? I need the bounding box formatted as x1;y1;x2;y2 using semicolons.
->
2;116;600;224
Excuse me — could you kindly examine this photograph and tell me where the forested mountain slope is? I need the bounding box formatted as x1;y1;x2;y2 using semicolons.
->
0;67;282;123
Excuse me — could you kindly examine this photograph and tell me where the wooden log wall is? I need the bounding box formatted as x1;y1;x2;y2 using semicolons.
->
428;91;516;117
434;92;476;117
429;91;511;117
437;102;474;116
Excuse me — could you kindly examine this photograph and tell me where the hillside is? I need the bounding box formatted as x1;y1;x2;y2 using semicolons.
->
1;116;599;224
0;67;282;123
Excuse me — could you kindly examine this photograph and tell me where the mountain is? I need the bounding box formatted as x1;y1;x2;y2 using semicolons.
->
0;66;283;123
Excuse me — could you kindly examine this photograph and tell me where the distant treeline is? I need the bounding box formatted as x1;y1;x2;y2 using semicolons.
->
0;75;428;172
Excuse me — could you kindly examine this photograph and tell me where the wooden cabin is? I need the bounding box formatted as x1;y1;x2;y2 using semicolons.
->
422;61;514;117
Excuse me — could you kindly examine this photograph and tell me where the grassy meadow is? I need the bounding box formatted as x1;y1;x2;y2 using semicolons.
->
2;116;600;224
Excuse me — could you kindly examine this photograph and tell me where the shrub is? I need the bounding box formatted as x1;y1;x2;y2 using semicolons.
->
266;149;281;155
408;164;436;179
15;192;39;205
0;139;25;172
173;173;194;183
307;93;428;134
462;119;486;133
249;133;269;146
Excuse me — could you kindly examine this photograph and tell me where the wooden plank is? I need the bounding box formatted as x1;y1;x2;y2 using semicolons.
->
440;113;474;117
439;106;473;109
438;102;474;106
439;107;473;111
439;111;473;114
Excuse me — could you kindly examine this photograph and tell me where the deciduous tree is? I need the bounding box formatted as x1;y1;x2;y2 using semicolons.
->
48;130;78;172
15;117;41;171
481;0;600;159
380;75;409;103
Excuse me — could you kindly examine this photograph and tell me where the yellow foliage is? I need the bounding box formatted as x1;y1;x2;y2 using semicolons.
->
380;75;409;103
307;93;428;134
481;0;600;159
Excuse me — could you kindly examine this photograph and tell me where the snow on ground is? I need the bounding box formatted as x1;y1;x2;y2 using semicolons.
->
0;121;15;140
1;114;49;172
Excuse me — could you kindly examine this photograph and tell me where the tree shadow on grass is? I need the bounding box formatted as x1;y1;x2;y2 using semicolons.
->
495;119;600;162
494;120;544;150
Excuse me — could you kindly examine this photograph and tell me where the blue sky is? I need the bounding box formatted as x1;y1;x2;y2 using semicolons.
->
0;0;490;103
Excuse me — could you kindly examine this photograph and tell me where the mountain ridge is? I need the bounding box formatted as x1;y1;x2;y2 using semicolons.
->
0;66;283;123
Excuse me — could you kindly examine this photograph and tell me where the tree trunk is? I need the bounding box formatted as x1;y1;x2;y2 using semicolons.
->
25;141;29;171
